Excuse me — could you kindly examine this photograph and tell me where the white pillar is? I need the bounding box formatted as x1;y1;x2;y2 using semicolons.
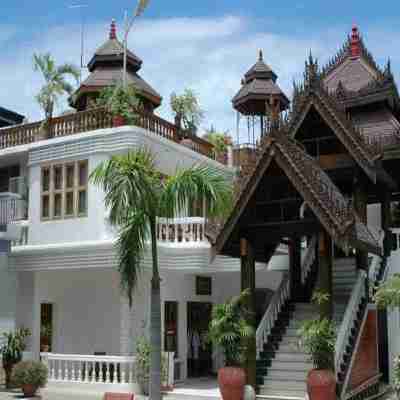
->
0;240;15;337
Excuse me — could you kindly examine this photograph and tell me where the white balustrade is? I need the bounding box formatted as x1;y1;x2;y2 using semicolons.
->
156;217;206;244
301;235;317;284
0;193;26;224
256;274;290;357
40;353;136;385
335;270;366;372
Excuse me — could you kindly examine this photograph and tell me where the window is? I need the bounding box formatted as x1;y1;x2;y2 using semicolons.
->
41;160;88;220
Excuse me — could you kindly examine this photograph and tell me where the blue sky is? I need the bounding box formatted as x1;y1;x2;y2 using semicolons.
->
1;1;400;136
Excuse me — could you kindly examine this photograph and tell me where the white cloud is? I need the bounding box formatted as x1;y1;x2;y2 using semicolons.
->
0;16;399;142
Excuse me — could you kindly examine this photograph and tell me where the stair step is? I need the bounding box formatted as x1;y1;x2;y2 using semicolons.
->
272;352;310;362
269;361;313;371
267;369;309;381
257;392;305;400
260;379;307;391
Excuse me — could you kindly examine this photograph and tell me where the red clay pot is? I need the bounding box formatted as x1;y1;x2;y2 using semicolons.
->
307;369;336;400
112;115;126;127
22;384;38;397
218;367;246;400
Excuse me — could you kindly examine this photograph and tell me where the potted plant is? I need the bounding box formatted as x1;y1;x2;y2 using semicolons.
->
135;337;168;395
208;290;254;400
97;83;142;127
298;292;336;400
1;328;30;388
11;360;48;397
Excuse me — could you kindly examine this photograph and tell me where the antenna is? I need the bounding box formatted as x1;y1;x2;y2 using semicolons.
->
69;3;88;84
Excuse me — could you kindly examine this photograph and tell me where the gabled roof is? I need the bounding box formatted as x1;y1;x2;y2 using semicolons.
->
289;84;396;189
322;26;383;92
209;130;382;258
0;106;24;126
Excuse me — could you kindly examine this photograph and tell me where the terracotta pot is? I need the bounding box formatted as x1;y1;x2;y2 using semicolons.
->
307;369;336;400
22;384;38;397
218;367;246;400
113;115;126;127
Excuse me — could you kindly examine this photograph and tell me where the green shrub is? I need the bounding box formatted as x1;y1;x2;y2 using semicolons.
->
12;360;48;388
208;289;254;367
393;355;400;397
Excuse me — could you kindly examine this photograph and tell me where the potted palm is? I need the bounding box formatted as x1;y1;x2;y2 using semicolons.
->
298;292;336;400
208;290;254;400
12;360;48;397
1;328;30;388
97;83;142;127
40;324;52;352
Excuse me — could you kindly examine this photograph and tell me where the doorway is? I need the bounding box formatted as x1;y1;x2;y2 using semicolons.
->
40;303;53;353
187;302;213;378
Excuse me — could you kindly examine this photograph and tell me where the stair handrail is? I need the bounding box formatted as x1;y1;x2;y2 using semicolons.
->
335;269;366;372
256;273;290;357
368;253;382;288
301;235;317;284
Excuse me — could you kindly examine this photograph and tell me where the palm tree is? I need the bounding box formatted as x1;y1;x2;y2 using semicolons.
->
33;53;80;121
91;149;232;400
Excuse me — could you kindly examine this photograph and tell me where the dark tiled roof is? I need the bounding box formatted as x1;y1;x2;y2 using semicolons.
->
0;106;25;126
80;67;162;104
87;38;142;72
208;130;382;257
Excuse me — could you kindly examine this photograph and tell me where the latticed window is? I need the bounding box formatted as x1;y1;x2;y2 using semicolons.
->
41;160;88;220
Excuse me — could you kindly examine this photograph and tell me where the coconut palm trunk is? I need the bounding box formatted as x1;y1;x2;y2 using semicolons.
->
91;149;232;400
149;219;162;400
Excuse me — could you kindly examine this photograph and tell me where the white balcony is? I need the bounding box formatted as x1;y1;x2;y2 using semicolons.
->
0;192;27;226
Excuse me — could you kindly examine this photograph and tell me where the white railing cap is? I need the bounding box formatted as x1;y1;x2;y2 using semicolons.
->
40;353;136;363
157;217;205;224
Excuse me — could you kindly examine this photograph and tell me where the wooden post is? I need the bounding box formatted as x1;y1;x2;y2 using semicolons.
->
317;231;333;320
240;238;257;388
289;237;303;302
353;171;368;271
378;189;392;383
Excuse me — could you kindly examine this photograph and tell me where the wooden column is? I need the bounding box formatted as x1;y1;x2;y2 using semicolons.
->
289;237;303;302
378;189;392;383
240;238;256;388
353;171;368;271
380;189;392;257
317;231;333;320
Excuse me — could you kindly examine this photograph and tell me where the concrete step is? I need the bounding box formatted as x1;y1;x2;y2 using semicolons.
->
267;369;309;381
257;392;305;400
269;361;312;371
334;258;356;266
272;352;309;362
260;378;307;392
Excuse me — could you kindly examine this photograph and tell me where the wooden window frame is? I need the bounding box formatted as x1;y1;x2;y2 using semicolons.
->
40;160;88;221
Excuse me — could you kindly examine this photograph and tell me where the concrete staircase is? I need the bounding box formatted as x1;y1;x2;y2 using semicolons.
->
256;257;358;400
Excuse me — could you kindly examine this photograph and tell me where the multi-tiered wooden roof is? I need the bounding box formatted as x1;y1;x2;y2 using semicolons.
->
70;20;162;112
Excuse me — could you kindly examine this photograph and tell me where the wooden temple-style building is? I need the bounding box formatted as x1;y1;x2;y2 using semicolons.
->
208;25;400;400
70;20;162;113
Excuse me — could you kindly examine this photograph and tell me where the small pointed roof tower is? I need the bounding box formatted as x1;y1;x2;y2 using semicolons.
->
70;20;162;112
232;50;290;116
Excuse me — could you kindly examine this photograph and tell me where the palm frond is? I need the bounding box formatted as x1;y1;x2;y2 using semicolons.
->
56;63;81;84
117;210;148;306
160;164;233;218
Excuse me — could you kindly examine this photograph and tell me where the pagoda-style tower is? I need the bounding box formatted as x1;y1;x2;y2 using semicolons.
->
70;20;162;113
232;50;289;171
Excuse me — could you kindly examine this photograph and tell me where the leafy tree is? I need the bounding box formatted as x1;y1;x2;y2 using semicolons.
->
203;125;231;160
170;89;204;133
33;53;80;120
91;148;232;400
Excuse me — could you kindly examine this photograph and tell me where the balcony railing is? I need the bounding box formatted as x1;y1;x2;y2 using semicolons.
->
0;193;26;225
157;217;206;244
0;107;215;160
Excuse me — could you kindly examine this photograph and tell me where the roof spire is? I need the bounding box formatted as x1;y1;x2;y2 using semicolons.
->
109;19;117;40
350;24;361;58
259;49;263;61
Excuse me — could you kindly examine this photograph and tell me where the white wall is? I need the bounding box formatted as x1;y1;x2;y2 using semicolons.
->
0;250;16;338
28;153;108;245
367;203;381;228
33;268;122;356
